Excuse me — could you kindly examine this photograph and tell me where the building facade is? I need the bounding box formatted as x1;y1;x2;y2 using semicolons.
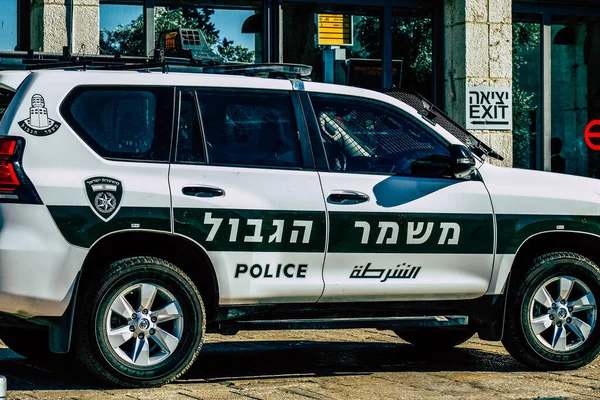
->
1;0;600;176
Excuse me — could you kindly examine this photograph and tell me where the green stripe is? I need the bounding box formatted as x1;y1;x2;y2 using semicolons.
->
328;212;494;254
496;214;600;254
174;208;327;252
48;205;599;256
48;206;171;248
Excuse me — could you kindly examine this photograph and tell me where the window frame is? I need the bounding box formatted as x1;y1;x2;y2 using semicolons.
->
173;87;314;172
60;85;176;164
305;92;455;178
174;89;208;165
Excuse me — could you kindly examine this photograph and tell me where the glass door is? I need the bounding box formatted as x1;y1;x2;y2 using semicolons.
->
512;16;541;171
550;16;600;178
281;4;382;84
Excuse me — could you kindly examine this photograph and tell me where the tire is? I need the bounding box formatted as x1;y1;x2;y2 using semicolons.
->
0;326;56;360
74;256;205;387
394;328;475;350
502;252;600;370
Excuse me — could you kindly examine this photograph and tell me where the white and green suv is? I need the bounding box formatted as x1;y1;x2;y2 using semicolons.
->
0;67;599;387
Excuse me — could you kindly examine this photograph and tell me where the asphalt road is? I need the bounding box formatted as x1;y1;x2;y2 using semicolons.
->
2;329;600;399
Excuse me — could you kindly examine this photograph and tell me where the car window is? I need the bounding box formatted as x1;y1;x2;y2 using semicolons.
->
310;94;452;177
0;88;15;122
176;91;204;164
196;90;302;169
62;86;174;162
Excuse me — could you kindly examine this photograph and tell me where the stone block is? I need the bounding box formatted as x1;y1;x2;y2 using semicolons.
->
490;131;513;167
33;0;98;5
465;0;488;23
489;78;512;87
489;0;512;24
30;0;98;53
42;4;68;52
74;4;99;54
490;23;512;79
466;77;489;87
472;132;491;146
465;23;489;78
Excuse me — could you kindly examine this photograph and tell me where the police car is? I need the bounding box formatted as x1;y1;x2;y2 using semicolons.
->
0;59;599;388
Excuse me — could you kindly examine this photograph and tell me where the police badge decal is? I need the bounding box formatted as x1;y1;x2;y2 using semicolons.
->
84;177;123;222
18;94;61;136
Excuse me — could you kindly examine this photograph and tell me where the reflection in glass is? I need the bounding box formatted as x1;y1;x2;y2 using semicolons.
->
99;4;259;61
0;0;17;51
392;12;433;99
282;5;381;84
512;20;541;170
282;5;433;95
551;18;600;178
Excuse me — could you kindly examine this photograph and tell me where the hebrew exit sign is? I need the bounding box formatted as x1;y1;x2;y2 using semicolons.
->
466;86;512;130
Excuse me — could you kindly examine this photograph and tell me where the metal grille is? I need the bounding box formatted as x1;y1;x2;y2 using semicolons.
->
381;90;504;161
319;111;435;158
180;29;202;46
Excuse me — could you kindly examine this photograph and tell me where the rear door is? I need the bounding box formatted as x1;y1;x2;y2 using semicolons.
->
169;87;327;305
301;90;495;302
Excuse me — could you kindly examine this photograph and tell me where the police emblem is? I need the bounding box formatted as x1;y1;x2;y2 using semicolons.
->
17;94;61;136
84;177;123;222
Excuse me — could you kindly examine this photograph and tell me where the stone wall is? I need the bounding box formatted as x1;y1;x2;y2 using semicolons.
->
445;0;513;167
30;0;99;54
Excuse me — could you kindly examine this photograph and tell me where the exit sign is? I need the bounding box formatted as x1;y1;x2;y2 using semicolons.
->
466;86;512;130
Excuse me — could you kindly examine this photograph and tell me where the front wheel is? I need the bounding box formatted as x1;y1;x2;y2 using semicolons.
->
503;252;600;370
75;257;205;387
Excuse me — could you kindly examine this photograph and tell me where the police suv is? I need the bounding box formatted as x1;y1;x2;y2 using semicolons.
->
0;62;599;388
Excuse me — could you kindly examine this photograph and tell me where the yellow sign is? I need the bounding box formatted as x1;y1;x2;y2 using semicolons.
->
318;14;353;46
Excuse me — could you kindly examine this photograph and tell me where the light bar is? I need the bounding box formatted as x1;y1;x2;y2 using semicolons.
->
200;63;313;78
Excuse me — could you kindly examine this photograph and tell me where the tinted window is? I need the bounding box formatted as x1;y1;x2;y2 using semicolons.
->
196;91;301;169
176;91;204;164
0;88;14;122
62;87;173;161
310;94;451;177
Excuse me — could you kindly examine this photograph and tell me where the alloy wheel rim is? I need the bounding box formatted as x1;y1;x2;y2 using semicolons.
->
105;283;184;366
528;276;597;352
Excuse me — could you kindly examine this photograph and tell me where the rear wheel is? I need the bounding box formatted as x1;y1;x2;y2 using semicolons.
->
75;257;205;387
503;252;600;370
394;328;474;350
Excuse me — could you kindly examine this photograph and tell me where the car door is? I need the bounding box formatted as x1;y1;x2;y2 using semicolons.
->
169;87;327;305
302;90;495;302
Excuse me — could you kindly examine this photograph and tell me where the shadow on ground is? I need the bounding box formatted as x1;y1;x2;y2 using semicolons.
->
0;340;525;391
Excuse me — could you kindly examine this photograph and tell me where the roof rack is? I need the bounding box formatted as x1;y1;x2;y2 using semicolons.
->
381;89;504;161
0;47;313;81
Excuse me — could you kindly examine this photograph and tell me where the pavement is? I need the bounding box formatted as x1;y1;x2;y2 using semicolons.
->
2;329;600;399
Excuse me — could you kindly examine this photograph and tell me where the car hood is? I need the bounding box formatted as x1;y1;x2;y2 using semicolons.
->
478;163;600;216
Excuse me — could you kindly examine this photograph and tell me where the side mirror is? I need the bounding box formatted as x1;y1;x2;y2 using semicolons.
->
451;144;476;179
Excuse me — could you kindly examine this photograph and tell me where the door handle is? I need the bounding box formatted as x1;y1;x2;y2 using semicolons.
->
182;186;225;198
327;190;369;205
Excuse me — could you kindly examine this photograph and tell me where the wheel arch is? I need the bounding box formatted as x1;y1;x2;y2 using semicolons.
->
49;229;220;354
80;230;220;320
511;230;600;279
482;231;600;343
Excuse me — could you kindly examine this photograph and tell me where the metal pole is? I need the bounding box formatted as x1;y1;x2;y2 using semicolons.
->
143;0;155;56
540;12;552;172
382;6;392;89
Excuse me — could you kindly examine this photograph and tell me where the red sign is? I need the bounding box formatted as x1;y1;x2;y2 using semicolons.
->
585;120;600;150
